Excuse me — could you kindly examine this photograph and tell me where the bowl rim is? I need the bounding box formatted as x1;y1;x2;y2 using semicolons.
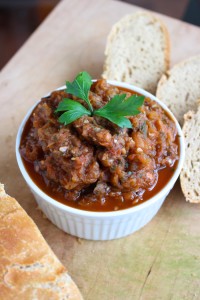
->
16;80;185;218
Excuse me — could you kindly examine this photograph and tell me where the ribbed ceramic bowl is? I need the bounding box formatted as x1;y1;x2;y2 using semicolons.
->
16;81;185;240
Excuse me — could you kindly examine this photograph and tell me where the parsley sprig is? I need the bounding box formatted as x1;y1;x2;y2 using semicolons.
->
55;71;144;128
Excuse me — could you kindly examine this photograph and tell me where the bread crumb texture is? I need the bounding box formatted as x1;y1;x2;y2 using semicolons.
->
180;106;200;203
156;55;200;125
102;12;170;94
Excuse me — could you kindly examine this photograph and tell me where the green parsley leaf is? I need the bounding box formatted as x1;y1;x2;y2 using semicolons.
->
94;94;144;128
55;72;144;128
56;99;91;125
58;110;88;126
96;114;133;128
55;98;90;114
66;71;93;112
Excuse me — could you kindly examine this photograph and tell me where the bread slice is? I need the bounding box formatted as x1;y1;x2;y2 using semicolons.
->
156;55;200;125
0;184;83;300
102;12;170;94
180;105;200;203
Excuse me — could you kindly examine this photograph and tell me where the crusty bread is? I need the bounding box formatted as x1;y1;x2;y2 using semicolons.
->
0;184;83;300
180;105;200;203
102;12;170;94
156;55;200;125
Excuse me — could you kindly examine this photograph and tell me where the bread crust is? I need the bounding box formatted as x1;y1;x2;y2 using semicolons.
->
0;183;83;300
180;105;200;203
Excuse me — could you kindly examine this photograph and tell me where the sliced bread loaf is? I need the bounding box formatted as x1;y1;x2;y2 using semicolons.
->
180;105;200;203
156;55;200;125
102;12;170;94
0;183;83;299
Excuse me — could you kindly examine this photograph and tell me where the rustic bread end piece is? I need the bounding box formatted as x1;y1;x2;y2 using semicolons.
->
180;106;200;203
102;11;170;94
156;55;200;125
0;183;83;300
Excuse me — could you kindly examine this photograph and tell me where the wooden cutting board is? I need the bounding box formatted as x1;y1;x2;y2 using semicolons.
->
0;0;200;299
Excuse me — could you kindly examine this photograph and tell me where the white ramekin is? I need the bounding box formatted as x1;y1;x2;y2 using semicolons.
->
16;81;185;240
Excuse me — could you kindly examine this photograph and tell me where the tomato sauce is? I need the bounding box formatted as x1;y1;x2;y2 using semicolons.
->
20;80;179;212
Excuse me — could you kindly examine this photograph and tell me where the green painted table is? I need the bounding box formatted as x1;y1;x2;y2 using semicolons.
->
1;0;200;299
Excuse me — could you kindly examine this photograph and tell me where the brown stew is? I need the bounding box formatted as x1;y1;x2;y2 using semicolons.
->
20;80;179;212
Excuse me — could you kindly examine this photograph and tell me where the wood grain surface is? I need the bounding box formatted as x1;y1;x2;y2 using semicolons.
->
0;0;200;299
